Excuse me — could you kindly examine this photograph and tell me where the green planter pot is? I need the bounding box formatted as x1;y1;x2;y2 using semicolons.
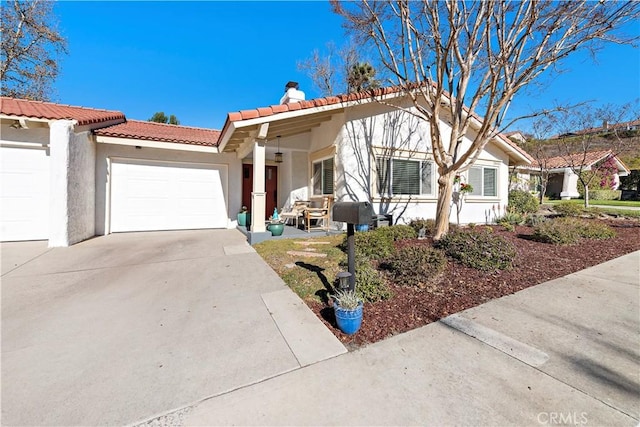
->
268;223;285;236
237;212;249;227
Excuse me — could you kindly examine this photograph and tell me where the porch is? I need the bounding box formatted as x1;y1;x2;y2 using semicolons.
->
237;224;343;245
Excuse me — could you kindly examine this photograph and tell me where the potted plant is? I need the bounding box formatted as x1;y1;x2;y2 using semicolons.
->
266;208;285;236
333;289;363;335
237;206;249;227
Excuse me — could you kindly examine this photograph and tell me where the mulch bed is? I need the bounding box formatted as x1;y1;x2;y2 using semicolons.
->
308;218;640;350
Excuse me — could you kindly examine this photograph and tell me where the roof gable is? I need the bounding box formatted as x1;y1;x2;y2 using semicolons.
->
220;86;533;164
0;97;125;126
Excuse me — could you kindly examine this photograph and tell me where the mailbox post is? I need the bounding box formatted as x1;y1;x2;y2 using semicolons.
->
332;201;375;290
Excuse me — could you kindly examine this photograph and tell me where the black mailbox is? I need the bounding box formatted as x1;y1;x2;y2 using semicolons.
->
333;201;374;225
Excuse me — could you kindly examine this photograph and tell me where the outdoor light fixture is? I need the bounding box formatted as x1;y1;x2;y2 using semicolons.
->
275;135;283;163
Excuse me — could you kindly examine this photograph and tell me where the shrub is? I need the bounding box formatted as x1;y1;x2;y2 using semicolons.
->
533;217;616;244
345;230;394;260
508;190;539;214
575;220;616;240
385;245;447;288
533;218;581;244
345;225;417;260
436;229;516;271
409;218;436;237
498;211;525;225
354;257;392;302
375;224;417;242
500;222;515;232
554;201;584;217
588;189;621;201
525;214;547;227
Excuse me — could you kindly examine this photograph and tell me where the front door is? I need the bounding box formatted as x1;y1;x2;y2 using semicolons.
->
242;164;278;220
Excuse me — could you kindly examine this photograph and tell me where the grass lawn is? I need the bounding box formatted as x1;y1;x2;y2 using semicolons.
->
545;199;640;207
254;235;346;302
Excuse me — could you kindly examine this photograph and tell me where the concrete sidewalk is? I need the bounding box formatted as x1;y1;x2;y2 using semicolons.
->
181;251;640;426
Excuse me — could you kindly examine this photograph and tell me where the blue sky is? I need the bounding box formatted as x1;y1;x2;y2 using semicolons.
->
54;1;640;132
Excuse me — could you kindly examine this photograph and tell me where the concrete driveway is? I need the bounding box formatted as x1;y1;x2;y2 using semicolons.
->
1;230;345;426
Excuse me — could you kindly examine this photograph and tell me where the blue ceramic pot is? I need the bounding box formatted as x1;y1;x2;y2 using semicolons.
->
333;301;363;335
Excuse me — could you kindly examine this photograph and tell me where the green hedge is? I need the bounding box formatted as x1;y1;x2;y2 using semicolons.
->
588;190;621;201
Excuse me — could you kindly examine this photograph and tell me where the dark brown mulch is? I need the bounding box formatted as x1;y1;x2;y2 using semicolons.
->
309;218;640;350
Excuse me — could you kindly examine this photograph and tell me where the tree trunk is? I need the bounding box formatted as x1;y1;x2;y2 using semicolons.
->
434;171;455;240
584;184;590;208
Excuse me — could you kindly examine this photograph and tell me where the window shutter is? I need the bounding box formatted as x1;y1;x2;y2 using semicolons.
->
376;158;390;195
468;167;482;196
322;158;334;194
483;168;497;197
392;159;420;195
421;161;433;194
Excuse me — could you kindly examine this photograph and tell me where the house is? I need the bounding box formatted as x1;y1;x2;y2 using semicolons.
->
515;150;630;199
0;86;532;246
503;131;528;144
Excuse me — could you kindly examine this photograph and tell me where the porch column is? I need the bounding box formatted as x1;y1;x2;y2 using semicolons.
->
560;167;579;200
250;140;267;232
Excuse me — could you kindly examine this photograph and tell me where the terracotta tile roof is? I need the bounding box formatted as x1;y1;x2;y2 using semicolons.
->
222;85;533;163
94;120;221;147
0;97;125;126
540;150;614;169
225;86;402;124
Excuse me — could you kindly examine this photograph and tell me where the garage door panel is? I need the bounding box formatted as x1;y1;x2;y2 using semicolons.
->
0;146;50;241
110;160;228;233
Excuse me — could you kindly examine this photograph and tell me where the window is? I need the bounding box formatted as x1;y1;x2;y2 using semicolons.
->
313;157;334;195
377;158;433;196
468;166;497;197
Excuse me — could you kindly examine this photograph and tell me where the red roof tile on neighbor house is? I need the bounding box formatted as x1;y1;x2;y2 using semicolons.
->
94;120;221;147
0;97;125;126
538;150;614;169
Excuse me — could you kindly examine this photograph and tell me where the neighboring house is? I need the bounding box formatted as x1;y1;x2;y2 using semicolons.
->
503;131;528;144
1;86;532;246
515;150;630;199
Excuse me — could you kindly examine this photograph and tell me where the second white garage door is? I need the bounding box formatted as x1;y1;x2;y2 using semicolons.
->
110;159;228;232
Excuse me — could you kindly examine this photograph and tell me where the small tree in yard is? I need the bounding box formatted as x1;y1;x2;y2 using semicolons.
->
331;1;639;239
553;104;638;208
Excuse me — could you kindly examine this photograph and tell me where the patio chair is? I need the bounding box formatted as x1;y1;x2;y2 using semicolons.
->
279;200;309;229
304;196;333;232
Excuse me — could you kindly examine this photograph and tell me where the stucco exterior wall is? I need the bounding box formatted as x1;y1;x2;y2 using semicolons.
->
333;102;510;225
95;144;241;235
48;120;73;247
66;130;96;245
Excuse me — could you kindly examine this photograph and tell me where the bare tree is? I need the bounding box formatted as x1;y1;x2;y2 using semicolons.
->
298;40;381;96
1;0;67;101
553;104;638;208
331;0;640;239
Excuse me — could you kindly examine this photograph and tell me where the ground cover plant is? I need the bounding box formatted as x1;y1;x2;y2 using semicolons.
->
255;217;640;350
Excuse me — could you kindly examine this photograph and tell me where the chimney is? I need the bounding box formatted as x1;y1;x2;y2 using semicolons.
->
602;120;609;130
280;81;305;105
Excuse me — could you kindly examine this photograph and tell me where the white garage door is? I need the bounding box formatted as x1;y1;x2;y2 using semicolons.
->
0;146;50;241
110;159;228;232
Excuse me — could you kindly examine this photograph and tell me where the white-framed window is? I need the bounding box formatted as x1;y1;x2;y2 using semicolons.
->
313;157;334;195
468;165;498;197
376;158;433;196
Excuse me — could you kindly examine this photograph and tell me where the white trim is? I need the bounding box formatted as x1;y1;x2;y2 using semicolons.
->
0;141;48;149
96;135;218;153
